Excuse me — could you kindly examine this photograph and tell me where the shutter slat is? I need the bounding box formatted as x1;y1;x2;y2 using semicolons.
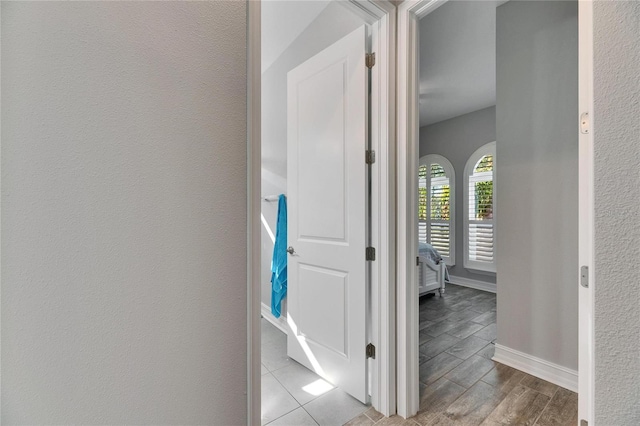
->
468;222;493;263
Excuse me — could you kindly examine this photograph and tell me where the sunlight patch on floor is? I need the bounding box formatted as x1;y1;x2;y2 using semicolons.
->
302;378;334;396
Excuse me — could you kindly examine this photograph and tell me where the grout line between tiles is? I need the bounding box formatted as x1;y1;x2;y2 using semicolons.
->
445;368;486;392
363;409;376;422
270;368;306;407
442;383;475;414
527;388;551;425
300;405;320;426
532;386;559;426
264;405;301;426
301;386;339;407
261;371;302;425
478;365;497;386
266;360;292;375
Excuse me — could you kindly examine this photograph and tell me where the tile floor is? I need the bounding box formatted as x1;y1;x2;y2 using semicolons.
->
261;319;369;425
263;284;578;426
345;284;578;425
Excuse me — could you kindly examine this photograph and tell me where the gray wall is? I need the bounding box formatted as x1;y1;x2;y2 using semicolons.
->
261;2;363;314
594;1;640;423
1;2;247;424
496;1;578;370
419;106;497;284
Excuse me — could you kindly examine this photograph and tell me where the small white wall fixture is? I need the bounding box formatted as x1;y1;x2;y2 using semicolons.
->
247;0;397;423
396;0;595;421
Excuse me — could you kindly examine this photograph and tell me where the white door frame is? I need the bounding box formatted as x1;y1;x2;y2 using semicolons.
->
395;0;595;421
247;1;397;423
577;2;595;423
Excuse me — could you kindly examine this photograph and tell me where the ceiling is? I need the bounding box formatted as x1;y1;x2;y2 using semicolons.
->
262;1;499;127
261;0;331;73
419;1;501;127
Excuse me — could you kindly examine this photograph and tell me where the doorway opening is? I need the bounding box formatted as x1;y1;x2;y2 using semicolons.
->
397;0;587;424
249;1;397;424
260;3;371;423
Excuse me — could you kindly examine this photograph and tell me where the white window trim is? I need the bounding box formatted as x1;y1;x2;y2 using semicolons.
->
418;154;455;266
463;142;496;273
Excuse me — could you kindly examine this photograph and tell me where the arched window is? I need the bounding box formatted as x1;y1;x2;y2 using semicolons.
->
464;142;496;272
418;154;455;265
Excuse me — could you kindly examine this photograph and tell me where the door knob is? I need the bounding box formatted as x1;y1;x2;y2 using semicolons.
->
287;246;295;255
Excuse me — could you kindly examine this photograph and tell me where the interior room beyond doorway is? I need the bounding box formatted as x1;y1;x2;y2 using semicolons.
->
410;0;580;423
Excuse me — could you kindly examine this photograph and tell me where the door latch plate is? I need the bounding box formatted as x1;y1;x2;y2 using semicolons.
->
580;265;589;288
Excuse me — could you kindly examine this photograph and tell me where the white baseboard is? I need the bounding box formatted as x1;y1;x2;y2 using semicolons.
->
261;302;288;334
493;344;578;392
447;275;496;294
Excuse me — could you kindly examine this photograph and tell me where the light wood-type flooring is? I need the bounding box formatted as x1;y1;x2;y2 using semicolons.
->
345;284;578;426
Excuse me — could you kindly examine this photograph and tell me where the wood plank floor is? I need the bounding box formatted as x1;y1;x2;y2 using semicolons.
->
345;284;578;426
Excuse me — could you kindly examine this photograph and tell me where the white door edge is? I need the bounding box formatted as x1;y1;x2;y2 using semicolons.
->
396;0;595;420
578;1;595;423
396;0;441;417
247;0;397;422
345;0;398;415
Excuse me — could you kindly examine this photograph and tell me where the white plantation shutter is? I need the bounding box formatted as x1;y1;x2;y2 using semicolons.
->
464;142;496;272
418;155;455;265
418;166;428;243
429;173;450;257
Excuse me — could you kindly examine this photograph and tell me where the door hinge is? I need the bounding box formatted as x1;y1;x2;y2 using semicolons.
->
580;265;589;288
580;420;588;426
366;150;376;164
366;53;376;69
580;112;590;134
366;343;376;359
366;247;376;261
417;256;420;266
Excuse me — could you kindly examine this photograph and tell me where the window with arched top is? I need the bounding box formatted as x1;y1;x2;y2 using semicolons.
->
464;142;496;273
418;154;455;265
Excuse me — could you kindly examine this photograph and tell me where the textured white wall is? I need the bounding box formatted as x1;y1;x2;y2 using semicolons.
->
594;1;640;424
1;2;247;424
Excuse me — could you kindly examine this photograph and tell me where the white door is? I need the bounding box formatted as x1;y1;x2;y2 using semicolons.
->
286;25;368;403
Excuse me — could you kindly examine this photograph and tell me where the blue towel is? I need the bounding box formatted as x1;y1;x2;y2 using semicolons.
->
271;194;287;318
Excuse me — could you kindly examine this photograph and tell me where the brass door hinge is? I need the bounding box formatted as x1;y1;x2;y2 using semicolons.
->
366;343;376;359
366;247;376;261
366;53;376;69
366;150;376;164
